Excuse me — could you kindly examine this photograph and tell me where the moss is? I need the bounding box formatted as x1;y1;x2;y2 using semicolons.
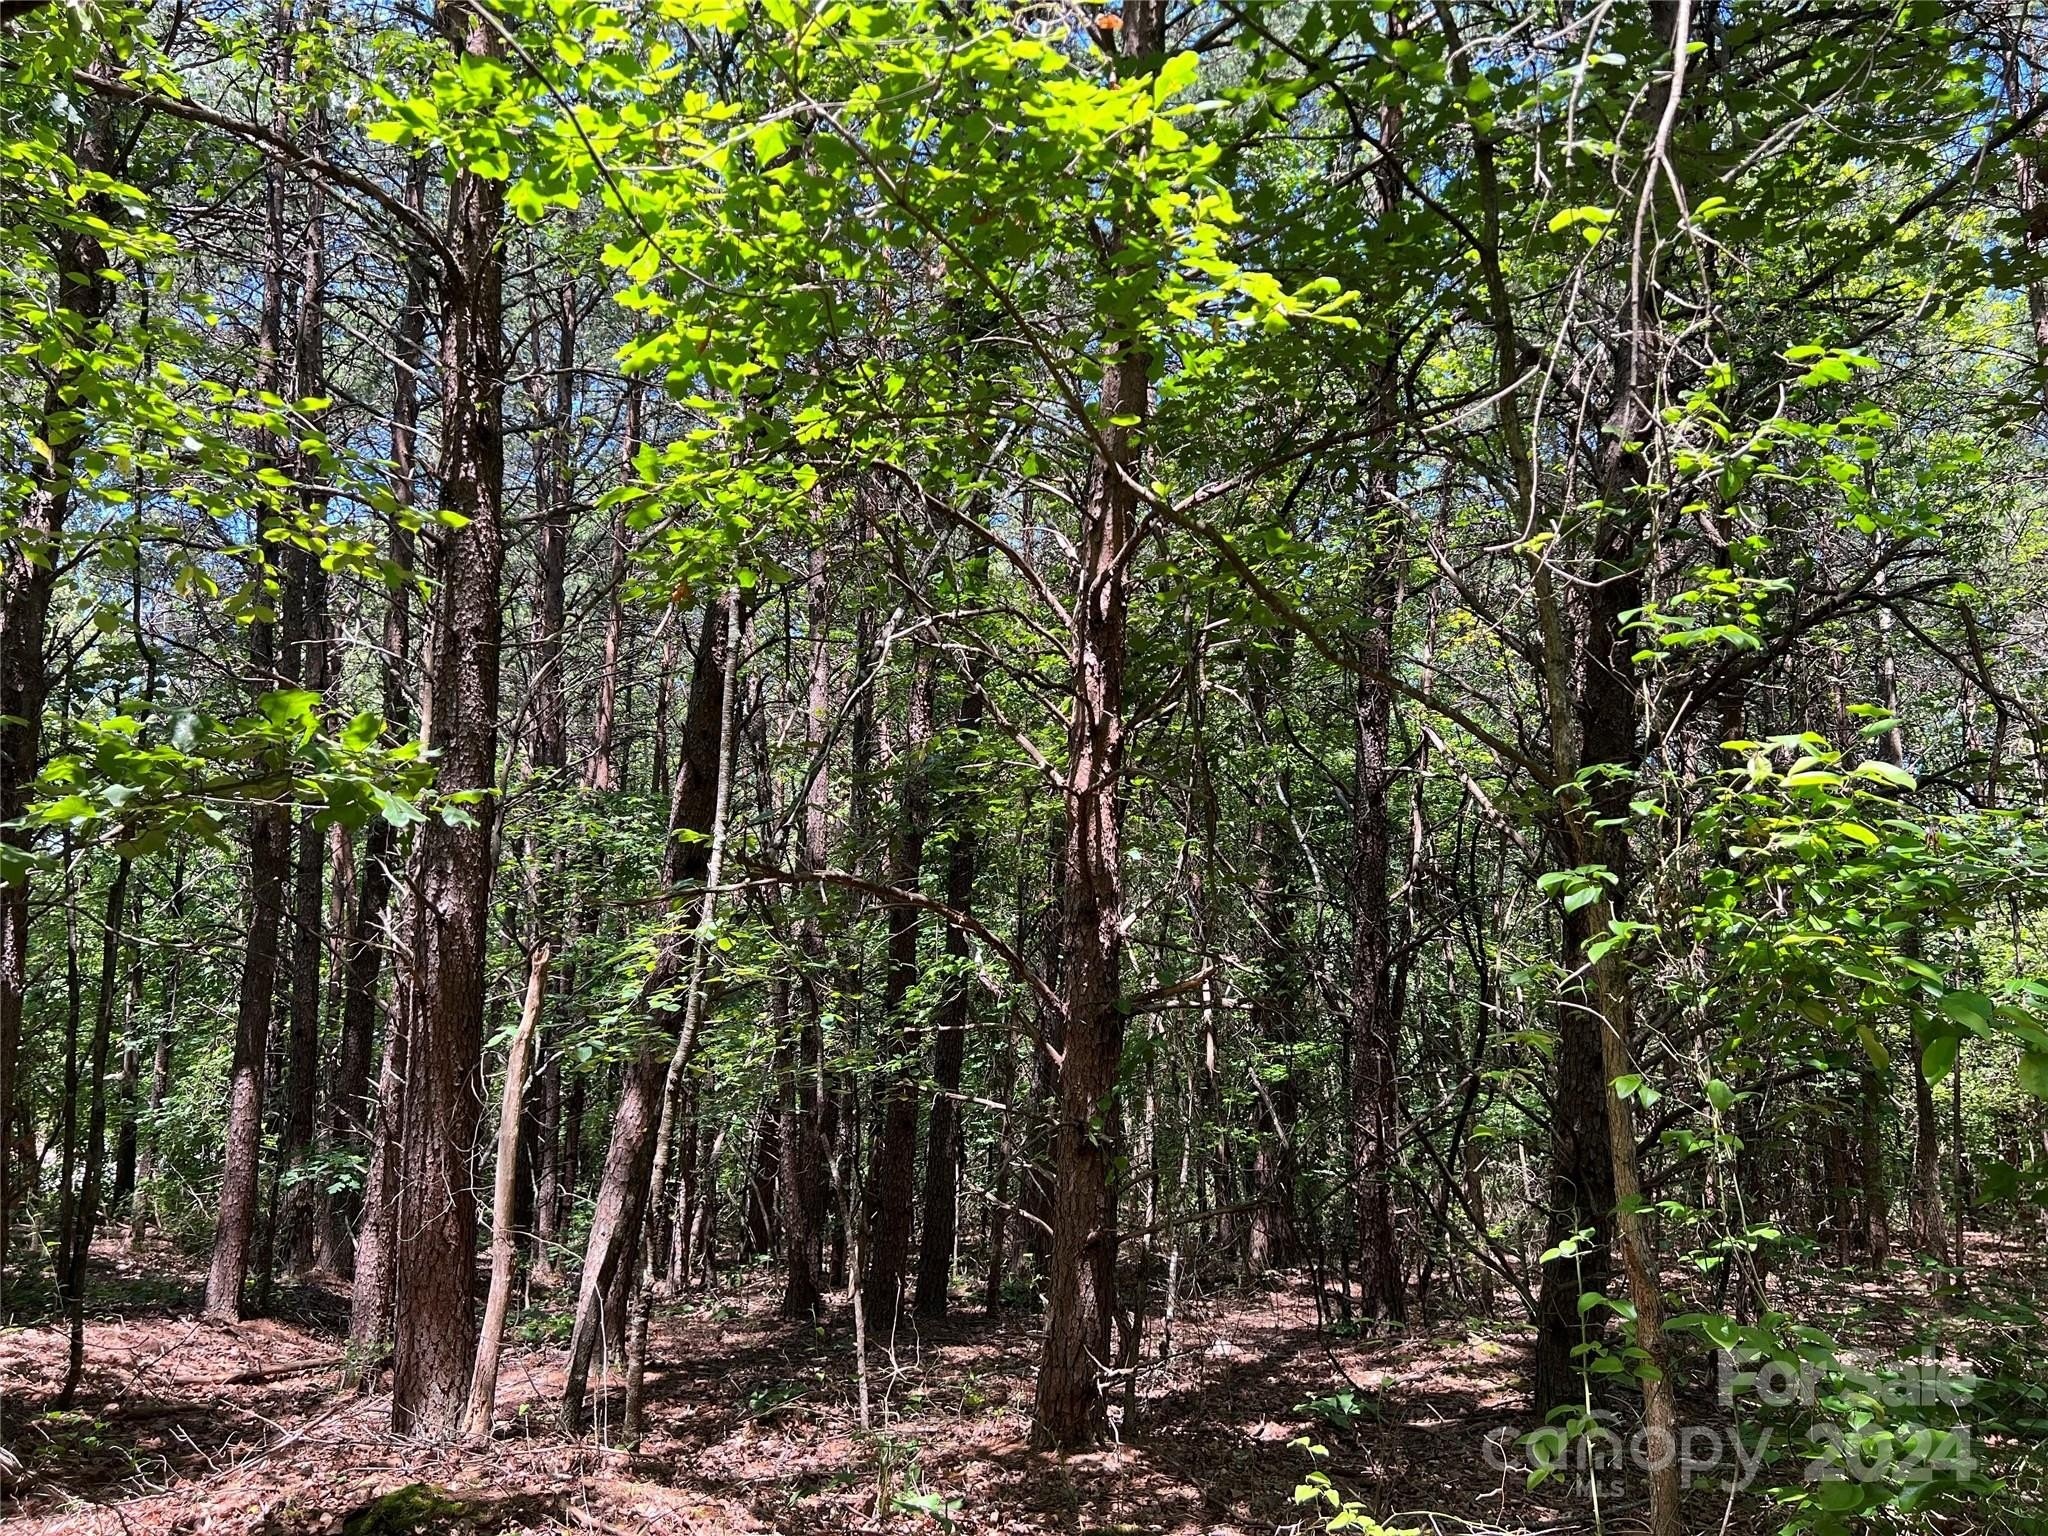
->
339;1484;478;1536
332;1484;562;1536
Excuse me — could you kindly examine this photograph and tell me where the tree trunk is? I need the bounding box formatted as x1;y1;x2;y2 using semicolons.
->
742;1074;782;1256
622;595;742;1447
982;1021;1017;1313
531;987;565;1281
463;945;549;1441
3;95;115;1306
2004;3;2048;417
1017;824;1064;1286
1860;1066;1890;1267
781;547;834;1320
206;721;290;1319
1032;2;1160;1447
389;0;508;1435
583;381;636;793
1531;900;1617;1411
1910;1057;1948;1258
277;114;333;1275
1461;1128;1495;1312
522;284;575;1282
55;860;129;1403
862;647;935;1330
1349;577;1404;1322
203;34;295;1320
328;159;425;1285
1535;21;1692;1536
348;936;411;1366
562;600;730;1431
109;875;142;1216
131;854;186;1247
278;707;328;1273
1590;897;1682;1535
55;857;82;1311
1345;50;1409;1322
1246;650;1300;1272
914;675;982;1318
1871;579;1947;1262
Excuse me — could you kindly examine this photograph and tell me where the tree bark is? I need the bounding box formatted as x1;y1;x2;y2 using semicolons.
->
1539;17;1692;1536
204;24;295;1320
523;284;575;1280
1247;644;1300;1272
329;158;424;1286
347;931;411;1366
277;105;333;1274
861;646;936;1330
583;381;636;793
1874;591;1948;1261
131;855;183;1248
3;87;115;1307
109;875;142;1215
742;1071;782;1256
58;859;130;1403
1590;896;1682;1536
1032;0;1161;1448
463;945;549;1441
1531;900;1617;1413
531;969;566;1281
561;600;730;1431
205;645;291;1322
1859;1066;1890;1268
914;673;983;1318
389;0;508;1436
621;595;742;1447
1344;21;1410;1323
781;547;834;1320
1349;575;1404;1322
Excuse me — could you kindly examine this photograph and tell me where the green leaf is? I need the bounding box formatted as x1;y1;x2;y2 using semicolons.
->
1814;1478;1865;1512
1546;205;1614;235
0;842;39;887
1850;760;1916;790
257;689;321;738
341;712;384;751
1152;50;1200;105
372;787;424;829
1937;990;1994;1036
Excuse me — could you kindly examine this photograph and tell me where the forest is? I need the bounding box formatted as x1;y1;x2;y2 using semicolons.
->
2;0;2047;1533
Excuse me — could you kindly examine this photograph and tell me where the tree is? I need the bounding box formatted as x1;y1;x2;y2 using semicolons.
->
387;0;510;1437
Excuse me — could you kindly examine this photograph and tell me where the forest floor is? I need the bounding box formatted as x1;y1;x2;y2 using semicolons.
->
0;1237;2031;1536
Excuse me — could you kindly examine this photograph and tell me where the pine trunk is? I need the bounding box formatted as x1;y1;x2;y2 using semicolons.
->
861;647;935;1330
1032;5;1159;1439
389;0;508;1434
561;603;729;1429
914;676;983;1318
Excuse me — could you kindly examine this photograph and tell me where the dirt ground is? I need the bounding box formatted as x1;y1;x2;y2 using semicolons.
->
0;1237;1983;1536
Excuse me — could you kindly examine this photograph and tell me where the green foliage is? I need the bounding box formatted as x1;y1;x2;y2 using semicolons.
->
3;6;2048;1531
1290;1438;1420;1535
1685;739;2048;1089
1294;1389;1374;1433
